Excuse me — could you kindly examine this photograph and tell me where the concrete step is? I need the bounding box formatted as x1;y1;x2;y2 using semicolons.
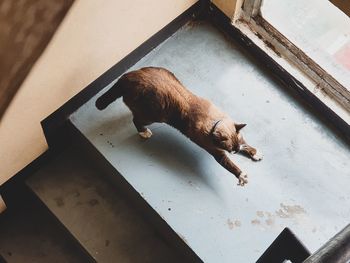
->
69;21;350;263
0;183;91;263
27;146;184;263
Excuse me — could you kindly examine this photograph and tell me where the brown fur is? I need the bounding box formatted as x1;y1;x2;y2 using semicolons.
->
96;67;261;186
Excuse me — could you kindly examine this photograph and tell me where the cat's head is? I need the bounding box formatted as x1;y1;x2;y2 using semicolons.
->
212;120;246;153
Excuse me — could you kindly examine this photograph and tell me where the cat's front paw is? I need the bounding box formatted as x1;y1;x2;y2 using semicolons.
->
252;150;263;161
138;128;152;139
237;172;248;186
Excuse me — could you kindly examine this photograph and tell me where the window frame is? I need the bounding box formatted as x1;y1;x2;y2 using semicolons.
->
232;0;350;118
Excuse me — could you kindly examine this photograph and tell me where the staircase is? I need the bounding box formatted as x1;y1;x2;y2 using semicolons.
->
25;144;185;263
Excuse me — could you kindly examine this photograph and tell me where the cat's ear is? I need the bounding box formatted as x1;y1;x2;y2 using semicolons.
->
235;123;246;132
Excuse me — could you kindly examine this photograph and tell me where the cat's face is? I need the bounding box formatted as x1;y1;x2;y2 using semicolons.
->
212;120;246;153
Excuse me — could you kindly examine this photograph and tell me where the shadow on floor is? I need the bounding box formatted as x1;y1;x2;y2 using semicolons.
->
0;184;90;263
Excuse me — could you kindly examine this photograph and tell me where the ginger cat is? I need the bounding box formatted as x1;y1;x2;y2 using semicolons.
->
96;67;262;186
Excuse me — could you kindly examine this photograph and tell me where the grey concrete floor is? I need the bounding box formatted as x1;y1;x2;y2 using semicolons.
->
71;21;350;262
27;147;184;263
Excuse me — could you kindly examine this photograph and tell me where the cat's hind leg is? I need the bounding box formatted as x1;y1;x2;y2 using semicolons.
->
133;117;153;139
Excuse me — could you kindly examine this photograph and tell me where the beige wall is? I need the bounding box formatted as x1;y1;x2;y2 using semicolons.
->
212;0;237;18
0;0;197;186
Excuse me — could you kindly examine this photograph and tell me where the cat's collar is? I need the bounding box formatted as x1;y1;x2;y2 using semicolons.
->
210;120;222;135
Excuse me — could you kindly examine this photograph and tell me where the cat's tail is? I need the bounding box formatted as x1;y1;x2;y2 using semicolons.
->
95;78;125;110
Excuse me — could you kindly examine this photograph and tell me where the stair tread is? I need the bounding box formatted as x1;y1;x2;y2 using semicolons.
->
70;21;350;263
0;184;89;263
27;147;181;263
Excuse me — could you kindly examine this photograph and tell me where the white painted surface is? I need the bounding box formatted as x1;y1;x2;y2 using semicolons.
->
71;23;350;262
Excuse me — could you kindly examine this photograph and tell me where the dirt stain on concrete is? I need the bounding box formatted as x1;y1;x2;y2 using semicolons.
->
265;212;273;217
265;218;275;226
227;219;241;229
105;240;110;247
54;197;64;207
251;204;306;228
251;219;261;225
227;219;235;229
275;203;306;218
235;220;242;227
256;211;264;218
88;199;99;206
